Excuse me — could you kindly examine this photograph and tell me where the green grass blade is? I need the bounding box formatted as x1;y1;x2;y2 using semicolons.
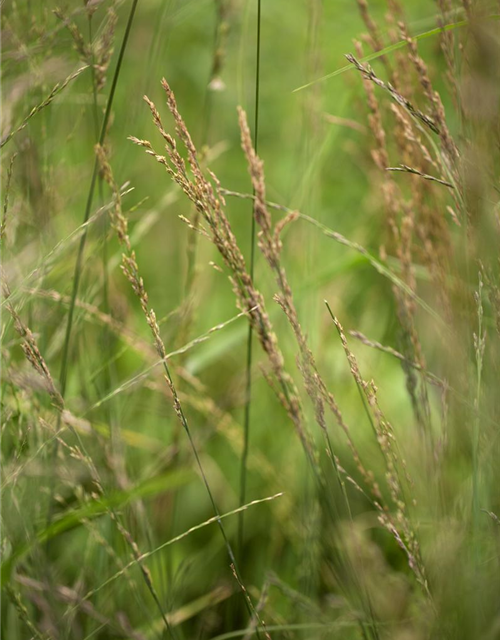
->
1;467;193;585
293;15;500;93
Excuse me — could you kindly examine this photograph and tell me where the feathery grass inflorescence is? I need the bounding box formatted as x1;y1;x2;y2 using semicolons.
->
1;153;17;244
0;66;89;149
131;79;318;468
58;0;139;401
2;275;177;638
326;306;429;596
351;38;436;435
346;54;440;135
5;2;500;637
238;103;429;603
398;21;459;169
95;141;268;635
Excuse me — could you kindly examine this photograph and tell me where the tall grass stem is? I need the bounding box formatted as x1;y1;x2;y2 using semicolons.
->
239;0;261;560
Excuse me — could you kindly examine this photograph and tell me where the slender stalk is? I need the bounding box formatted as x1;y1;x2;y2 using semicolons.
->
58;0;139;398
160;356;262;639
96;144;263;638
472;274;485;531
239;0;261;559
166;0;230;600
46;0;141;608
87;5;124;484
183;23;216;299
87;12;112;399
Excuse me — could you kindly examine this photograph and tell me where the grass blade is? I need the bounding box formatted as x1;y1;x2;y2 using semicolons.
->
292;15;500;93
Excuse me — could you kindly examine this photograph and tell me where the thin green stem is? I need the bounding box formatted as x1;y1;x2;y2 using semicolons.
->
44;0;156;630
88;7;122;481
48;0;139;537
158;358;262;639
58;0;139;398
182;1;225;326
167;0;230;609
239;0;261;560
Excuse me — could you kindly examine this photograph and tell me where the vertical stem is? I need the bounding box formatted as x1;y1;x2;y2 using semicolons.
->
239;0;261;559
46;0;141;607
166;0;229;600
58;0;139;399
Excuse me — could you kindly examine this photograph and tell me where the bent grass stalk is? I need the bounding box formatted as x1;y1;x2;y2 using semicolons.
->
95;144;266;635
44;2;140;587
63;493;283;617
238;109;380;636
292;14;500;93
1;282;177;639
58;0;139;400
218;188;444;325
0;66;88;149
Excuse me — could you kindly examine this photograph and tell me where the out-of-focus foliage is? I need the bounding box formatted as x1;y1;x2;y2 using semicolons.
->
2;1;500;639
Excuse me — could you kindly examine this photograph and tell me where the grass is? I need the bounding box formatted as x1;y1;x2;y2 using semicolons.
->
2;1;500;639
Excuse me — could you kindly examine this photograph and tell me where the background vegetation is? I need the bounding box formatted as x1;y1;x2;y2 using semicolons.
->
2;1;500;638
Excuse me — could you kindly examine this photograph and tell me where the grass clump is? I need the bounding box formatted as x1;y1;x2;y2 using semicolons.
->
2;1;500;639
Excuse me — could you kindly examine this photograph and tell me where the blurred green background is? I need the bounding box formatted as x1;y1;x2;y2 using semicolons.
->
2;1;472;638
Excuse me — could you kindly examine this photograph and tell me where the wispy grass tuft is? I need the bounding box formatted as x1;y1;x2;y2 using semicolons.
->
4;2;500;638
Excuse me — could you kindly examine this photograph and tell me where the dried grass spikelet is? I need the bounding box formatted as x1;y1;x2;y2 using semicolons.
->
131;79;318;466
352;40;401;253
1;152;17;244
346;53;440;135
399;21;459;169
2;280;63;410
237;106;379;495
353;40;435;434
94;7;117;91
332;315;429;596
389;101;458;273
54;5;117;92
237;107;431;594
358;30;454;317
390;104;438;174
